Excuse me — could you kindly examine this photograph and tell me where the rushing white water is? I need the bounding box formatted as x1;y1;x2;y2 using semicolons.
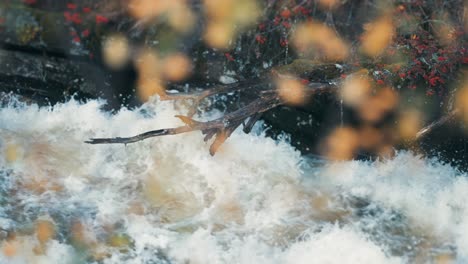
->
0;96;466;263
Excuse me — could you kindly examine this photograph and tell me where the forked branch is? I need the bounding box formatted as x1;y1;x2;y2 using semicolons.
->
86;81;337;155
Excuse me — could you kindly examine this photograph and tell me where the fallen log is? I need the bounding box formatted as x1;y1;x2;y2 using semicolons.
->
0;48;113;104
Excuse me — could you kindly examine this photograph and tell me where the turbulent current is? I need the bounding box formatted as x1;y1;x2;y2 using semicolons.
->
0;96;467;263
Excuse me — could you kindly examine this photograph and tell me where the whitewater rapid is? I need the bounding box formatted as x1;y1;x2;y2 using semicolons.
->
0;96;466;263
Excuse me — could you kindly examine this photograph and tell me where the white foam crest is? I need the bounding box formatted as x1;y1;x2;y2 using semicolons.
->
0;97;466;263
318;154;466;237
285;225;402;264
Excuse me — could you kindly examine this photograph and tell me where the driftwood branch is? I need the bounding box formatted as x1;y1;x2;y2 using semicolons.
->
86;81;337;155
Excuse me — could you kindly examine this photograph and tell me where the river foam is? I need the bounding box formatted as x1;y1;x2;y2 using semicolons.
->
0;97;466;263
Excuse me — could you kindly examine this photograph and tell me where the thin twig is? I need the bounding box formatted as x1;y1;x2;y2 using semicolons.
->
85;126;192;144
415;108;460;140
